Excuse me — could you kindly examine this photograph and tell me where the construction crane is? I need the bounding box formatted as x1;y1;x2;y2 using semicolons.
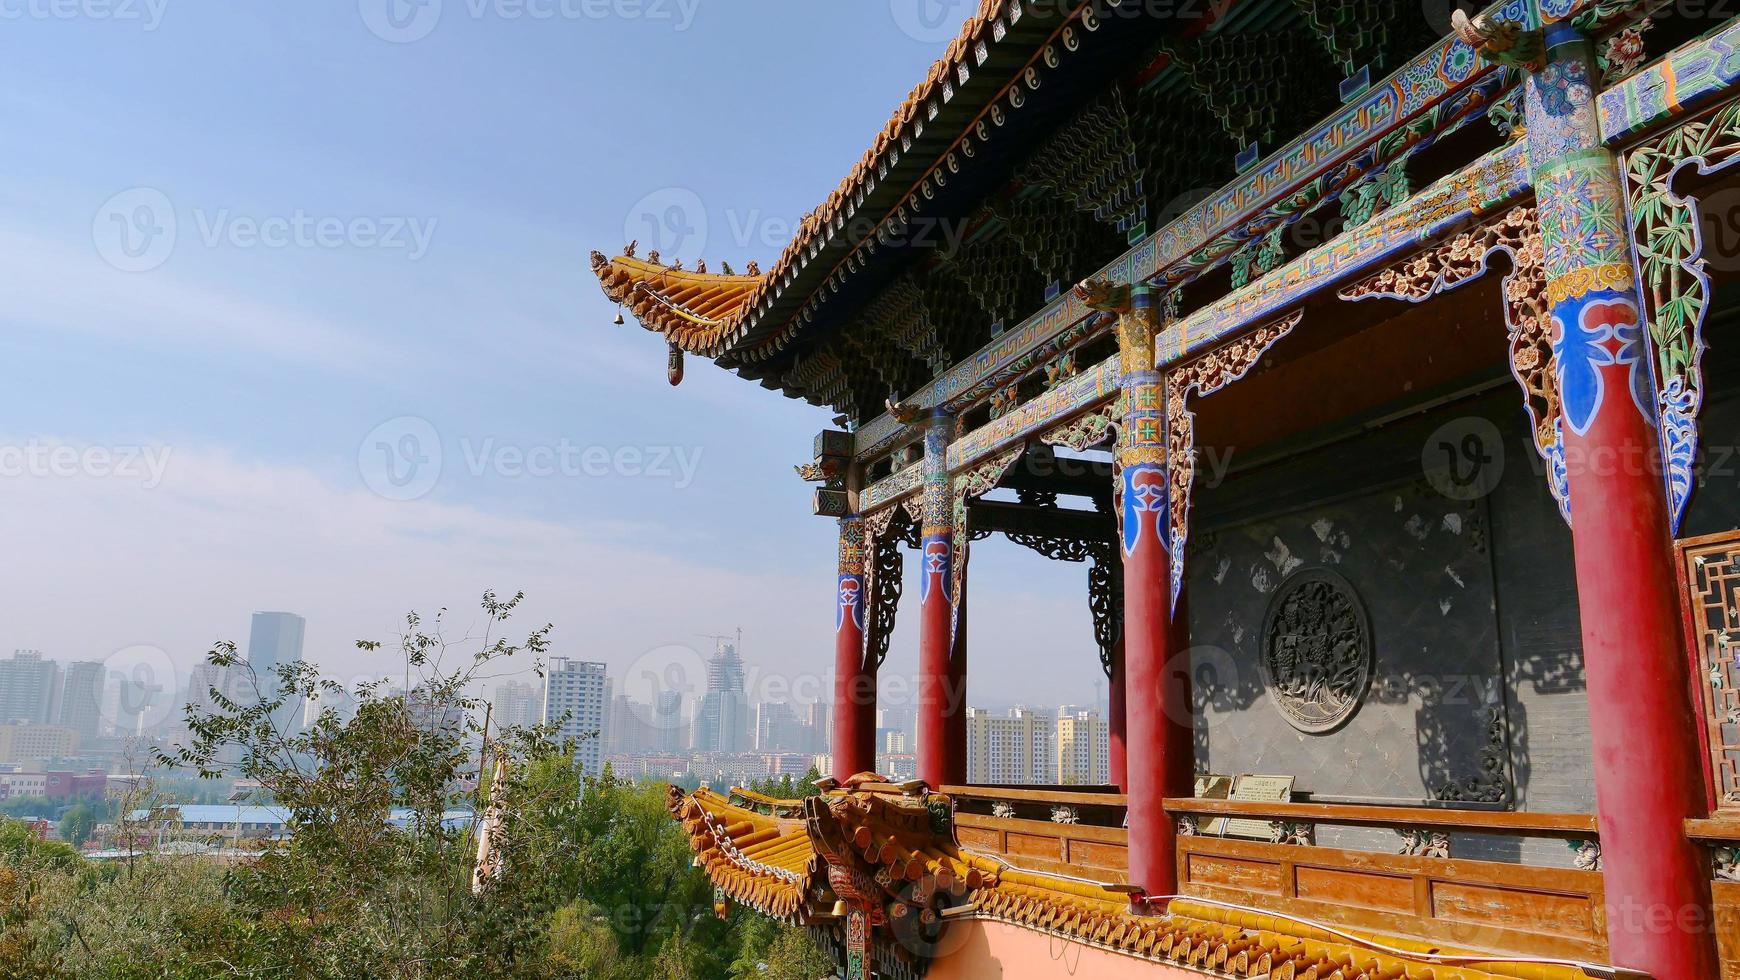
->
694;627;742;657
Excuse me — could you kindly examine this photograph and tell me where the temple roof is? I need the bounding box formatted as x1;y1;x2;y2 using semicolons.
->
669;778;1607;980
589;251;768;357
591;1;1011;363
590;1;1447;420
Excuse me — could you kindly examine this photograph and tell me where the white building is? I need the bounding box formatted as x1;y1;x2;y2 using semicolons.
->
1056;706;1111;785
966;706;1056;785
543;658;608;776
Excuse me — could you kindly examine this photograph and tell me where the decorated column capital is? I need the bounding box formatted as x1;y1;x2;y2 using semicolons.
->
837;515;866;631
833;513;875;780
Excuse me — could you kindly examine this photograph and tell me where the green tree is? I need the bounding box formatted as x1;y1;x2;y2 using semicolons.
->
58;804;96;849
2;592;794;979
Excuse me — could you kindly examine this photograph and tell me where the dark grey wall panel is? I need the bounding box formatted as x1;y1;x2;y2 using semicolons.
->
1181;389;1592;864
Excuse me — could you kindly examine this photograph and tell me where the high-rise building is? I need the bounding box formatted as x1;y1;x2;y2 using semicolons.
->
185;661;251;716
246;612;306;678
302;685;358;729
755;701;803;751
491;679;543;731
692;642;749;753
876;705;916;744
406;685;466;740
966;706;1056;785
246;612;306;731
804;699;831;752
1055;706;1110;785
606;693;642;756
0;651;61;725
543;658;608;775
57;662;104;740
653;690;685;753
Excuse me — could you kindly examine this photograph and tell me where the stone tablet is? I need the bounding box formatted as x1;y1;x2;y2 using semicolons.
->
1192;774;1234;836
1221;774;1295;840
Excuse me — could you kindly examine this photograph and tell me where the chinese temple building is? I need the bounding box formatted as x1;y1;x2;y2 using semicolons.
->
592;2;1740;977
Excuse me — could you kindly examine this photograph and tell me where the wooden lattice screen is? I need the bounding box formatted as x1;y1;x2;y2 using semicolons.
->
1682;530;1740;808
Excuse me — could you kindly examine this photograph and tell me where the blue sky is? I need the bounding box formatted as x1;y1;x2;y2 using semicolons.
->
0;1;1107;715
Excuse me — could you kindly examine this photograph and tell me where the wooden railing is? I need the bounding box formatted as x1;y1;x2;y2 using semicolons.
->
1167;798;1597;836
938;786;1611;962
1163;799;1607;962
1686;817;1740;978
954;812;1130;883
939;784;1128;809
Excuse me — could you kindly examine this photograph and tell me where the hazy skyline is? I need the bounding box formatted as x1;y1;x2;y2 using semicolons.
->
0;2;1109;710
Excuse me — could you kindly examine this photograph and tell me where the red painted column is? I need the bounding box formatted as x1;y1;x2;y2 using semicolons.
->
1108;635;1127;791
1522;21;1716;976
946;566;969;783
918;410;961;788
1093;282;1193;899
832;515;875;781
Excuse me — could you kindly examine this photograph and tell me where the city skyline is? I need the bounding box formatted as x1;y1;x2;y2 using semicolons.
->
0;4;1113;716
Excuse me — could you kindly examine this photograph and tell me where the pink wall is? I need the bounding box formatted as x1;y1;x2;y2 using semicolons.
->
927;920;1203;980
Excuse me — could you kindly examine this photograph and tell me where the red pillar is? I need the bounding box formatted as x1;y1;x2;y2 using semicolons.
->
1523;22;1716;976
1098;282;1193;899
832;516;875;781
918;411;962;788
1108;635;1127;791
946;567;968;783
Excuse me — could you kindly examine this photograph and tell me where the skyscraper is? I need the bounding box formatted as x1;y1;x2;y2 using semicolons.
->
0;651;61;725
692;641;749;753
247;612;307;733
543;658;608;776
57;661;105;740
653;690;685;753
755;701;801;751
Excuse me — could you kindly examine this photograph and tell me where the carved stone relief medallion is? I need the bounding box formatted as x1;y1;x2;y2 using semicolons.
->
1260;568;1374;734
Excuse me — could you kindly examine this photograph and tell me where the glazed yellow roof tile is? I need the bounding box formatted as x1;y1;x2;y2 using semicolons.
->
667;782;1609;980
592;2;1021;360
590;252;768;357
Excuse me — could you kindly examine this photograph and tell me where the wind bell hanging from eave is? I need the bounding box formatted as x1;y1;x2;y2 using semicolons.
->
667;341;685;386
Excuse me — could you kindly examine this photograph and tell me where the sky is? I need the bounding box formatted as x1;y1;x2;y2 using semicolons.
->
0;0;1110;720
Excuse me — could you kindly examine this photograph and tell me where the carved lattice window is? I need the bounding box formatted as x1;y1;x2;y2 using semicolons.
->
1683;531;1740;807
